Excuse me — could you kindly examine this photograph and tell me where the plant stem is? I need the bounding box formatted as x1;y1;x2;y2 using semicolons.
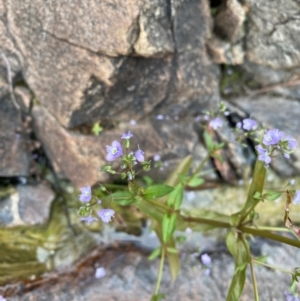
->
240;226;300;248
189;154;211;181
252;259;295;275
182;216;231;229
255;226;290;232
250;258;259;301
155;246;166;295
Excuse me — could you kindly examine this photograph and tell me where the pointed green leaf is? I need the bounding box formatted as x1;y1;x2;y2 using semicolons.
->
150;293;165;301
167;184;184;209
143;184;174;200
148;247;161;260
166;247;179;254
263;190;282;201
165;155;193;187
225;231;250;301
162;213;177;243
106;191;135;206
187;176;205;188
226;265;247;301
204;130;214;152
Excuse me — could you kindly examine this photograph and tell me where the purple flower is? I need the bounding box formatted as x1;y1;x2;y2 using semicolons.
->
135;149;145;162
284;291;299;301
79;186;92;202
130;119;137;126
153;154;161;161
242;118;257;131
81;216;97;225
293;191;300;205
256;145;271;166
209;117;223;130
0;296;6;301
98;209;115;223
95;267;106;279
201;253;212;266
286;136;298;150
106;141;123;161
156;114;164;120
121;131;133;139
263;129;284;146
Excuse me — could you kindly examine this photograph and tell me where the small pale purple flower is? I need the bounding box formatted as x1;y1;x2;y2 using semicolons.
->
263;129;284;146
106;141;123;161
284;291;299;301
0;296;6;301
236;122;242;129
153;154;161;161
135;149;145;162
242;118;257;131
286;136;298;150
201;253;212;266
98;209;115;223
156;114;164;120
79;186;92;202
81;216;97;225
95;267;106;279
293;190;300;205
121;131;133;139
130;119;136;126
209;117;223;130
256;145;271;166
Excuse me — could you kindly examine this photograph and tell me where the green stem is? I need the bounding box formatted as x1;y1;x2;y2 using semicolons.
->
240;226;300;248
240;235;259;301
182;216;231;229
155;246;166;295
252;259;295;275
188;154;211;182
182;216;300;248
255;226;290;232
146;198;169;211
250;258;259;301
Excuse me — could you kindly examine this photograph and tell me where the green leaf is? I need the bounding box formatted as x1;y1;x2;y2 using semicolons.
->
143;184;174;200
92;122;103;135
226;265;247;301
187;176;205;188
263;190;282;201
253;191;261;200
254;254;268;264
162;213;177;243
225;231;250;301
150;293;165;301
236;160;266;224
165;155;193;187
166;247;179;254
167;184;183;209
148;247;161;260
211;152;224;163
204;130;214;152
106;191;136;206
142;175;154;186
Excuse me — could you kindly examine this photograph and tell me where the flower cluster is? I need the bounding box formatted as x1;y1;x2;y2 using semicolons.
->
256;129;297;167
78;185;115;225
236;118;258;131
104;131;150;181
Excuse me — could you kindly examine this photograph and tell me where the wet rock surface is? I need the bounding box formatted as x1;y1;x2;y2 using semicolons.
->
1;240;299;301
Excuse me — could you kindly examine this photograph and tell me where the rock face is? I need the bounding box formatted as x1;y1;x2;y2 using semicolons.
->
0;96;30;177
0;183;55;226
0;0;222;186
